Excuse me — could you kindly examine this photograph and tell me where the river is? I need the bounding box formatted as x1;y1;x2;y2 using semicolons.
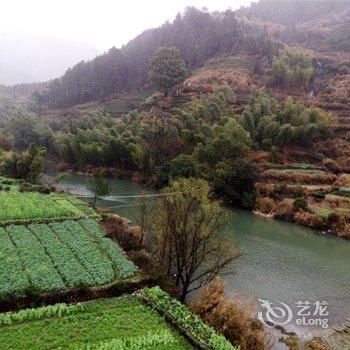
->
59;174;350;338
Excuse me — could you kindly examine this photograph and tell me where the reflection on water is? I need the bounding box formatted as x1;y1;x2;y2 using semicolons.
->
60;174;350;334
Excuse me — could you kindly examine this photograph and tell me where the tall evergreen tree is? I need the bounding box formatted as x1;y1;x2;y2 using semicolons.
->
149;47;187;95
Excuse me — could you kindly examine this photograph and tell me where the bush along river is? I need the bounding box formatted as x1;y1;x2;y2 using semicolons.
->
58;174;350;340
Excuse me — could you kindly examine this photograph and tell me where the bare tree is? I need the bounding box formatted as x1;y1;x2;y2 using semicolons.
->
131;192;154;249
152;178;238;301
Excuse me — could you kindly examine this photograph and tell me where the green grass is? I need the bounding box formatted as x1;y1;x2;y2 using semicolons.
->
0;191;98;225
310;206;334;218
0;219;137;299
0;296;194;350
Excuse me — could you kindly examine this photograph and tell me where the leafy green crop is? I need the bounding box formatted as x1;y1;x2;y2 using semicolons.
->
0;296;193;350
142;287;238;350
84;330;176;350
0;191;96;225
0;227;30;297
49;220;115;285
6;225;66;293
0;219;136;299
0;302;84;326
80;219;137;279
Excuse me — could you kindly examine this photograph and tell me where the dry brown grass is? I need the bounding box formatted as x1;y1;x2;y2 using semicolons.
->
261;171;337;185
185;68;254;92
293;210;323;229
190;278;267;350
255;197;276;214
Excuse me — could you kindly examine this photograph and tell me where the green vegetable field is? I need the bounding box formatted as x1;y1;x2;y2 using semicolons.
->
0;219;137;299
0;180;235;349
0;191;98;225
0;295;194;350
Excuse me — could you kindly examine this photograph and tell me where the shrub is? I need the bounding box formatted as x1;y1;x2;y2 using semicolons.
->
312;191;326;200
37;185;53;194
323;158;340;173
255;197;276;214
293;211;322;229
19;183;36;192
275;200;294;221
293;198;309;211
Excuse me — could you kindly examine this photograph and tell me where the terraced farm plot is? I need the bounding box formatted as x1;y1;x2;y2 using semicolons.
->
0;295;194;350
0;219;137;299
0;191;98;225
267;168;326;174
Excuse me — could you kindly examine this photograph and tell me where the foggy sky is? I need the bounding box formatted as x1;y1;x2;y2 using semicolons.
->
0;0;254;85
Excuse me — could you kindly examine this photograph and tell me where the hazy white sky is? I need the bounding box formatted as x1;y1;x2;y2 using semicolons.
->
1;0;254;52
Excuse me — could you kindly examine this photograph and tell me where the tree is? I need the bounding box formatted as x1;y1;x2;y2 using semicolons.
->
212;160;259;209
131;192;154;249
87;174;111;209
0;144;46;183
149;47;187;95
152;178;238;301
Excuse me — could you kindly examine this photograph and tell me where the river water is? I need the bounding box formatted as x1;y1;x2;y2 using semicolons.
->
59;174;350;337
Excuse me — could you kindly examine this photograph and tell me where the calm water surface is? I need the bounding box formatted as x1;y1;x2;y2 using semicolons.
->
60;174;350;335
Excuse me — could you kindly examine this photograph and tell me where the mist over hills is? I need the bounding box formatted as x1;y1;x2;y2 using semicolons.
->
0;32;99;86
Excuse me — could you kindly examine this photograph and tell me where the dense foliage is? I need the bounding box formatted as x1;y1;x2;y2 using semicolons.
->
271;49;314;88
149;47;187;94
242;90;331;149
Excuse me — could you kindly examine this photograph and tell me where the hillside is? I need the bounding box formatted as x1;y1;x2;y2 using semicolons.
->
0;2;348;237
0;2;349;349
33;7;277;108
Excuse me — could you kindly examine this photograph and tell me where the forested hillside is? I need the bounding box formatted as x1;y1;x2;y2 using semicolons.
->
1;1;350;237
35;7;277;108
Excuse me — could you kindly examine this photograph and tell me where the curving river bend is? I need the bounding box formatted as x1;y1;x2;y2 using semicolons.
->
59;174;350;337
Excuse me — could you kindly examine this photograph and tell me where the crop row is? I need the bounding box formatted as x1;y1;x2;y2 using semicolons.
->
0;191;86;222
7;225;66;293
262;171;337;185
0;295;192;349
0;228;30;296
0;219;136;299
49;220;115;285
142;287;237;350
79;219;137;279
28;223;93;287
0;302;84;326
84;330;176;350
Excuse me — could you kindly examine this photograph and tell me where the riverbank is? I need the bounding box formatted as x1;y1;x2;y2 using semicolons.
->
56;173;350;340
54;166;350;239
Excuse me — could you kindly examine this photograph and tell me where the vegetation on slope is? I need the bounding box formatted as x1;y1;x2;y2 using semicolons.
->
35;7;277;108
